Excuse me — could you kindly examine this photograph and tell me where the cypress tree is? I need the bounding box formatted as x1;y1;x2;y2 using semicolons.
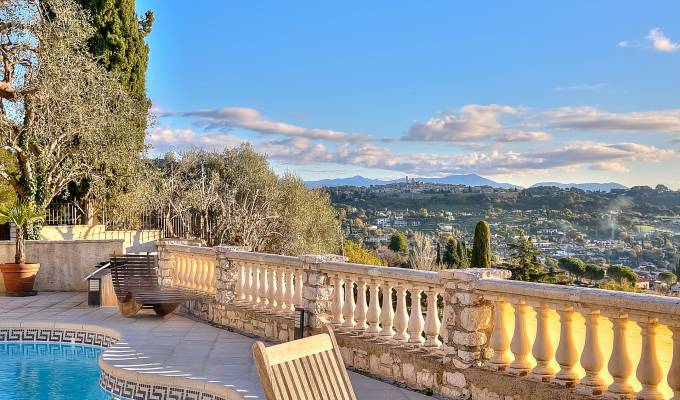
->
436;242;442;265
71;0;154;222
471;220;492;268
456;241;469;268
442;237;458;267
76;0;153;144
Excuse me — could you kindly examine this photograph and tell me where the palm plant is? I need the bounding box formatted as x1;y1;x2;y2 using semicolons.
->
0;200;45;264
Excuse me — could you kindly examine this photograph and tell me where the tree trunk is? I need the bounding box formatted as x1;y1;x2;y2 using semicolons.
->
82;198;95;225
15;226;25;264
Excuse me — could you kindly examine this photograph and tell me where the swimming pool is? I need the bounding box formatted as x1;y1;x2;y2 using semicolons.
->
0;342;119;400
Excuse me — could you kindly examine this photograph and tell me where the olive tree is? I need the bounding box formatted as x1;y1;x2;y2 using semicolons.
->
148;145;341;255
0;0;145;233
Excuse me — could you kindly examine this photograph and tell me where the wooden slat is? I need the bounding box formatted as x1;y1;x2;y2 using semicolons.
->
265;333;334;365
251;326;357;400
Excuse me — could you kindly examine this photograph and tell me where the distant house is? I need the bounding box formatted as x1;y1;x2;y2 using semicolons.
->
635;278;651;290
671;283;680;297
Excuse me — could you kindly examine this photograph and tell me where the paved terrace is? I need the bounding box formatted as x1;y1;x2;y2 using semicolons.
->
0;292;433;400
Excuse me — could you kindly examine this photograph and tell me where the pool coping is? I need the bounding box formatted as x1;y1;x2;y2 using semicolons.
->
0;320;243;400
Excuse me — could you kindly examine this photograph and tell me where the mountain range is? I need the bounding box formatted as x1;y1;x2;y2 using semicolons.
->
304;174;519;189
305;174;629;192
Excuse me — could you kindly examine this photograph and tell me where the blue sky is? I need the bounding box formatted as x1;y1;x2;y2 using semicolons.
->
138;1;680;187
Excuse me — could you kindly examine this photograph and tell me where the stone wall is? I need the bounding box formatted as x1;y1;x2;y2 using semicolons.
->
0;239;124;292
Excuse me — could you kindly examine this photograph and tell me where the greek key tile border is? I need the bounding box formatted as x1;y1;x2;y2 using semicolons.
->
100;369;229;400
0;328;116;347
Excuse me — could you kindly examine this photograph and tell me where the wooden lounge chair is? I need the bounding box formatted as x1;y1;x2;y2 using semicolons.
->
252;325;357;400
109;254;192;317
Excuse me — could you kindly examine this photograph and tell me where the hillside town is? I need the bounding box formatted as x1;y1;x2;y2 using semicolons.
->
331;181;680;295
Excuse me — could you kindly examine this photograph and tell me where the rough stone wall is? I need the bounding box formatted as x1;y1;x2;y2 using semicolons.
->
440;269;510;369
334;333;590;400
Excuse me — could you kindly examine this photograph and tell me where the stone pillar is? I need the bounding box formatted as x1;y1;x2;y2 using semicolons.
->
299;254;347;329
214;246;251;305
156;241;174;288
439;268;511;369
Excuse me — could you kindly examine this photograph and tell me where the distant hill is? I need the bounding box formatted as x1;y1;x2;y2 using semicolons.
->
530;181;628;192
305;174;519;189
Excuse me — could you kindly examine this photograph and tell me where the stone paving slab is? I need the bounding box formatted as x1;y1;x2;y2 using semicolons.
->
0;292;434;400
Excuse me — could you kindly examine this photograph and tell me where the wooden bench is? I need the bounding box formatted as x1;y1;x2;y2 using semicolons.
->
110;254;194;317
252;326;357;400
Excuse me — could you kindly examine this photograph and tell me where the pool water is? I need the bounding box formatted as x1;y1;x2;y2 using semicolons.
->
0;342;118;400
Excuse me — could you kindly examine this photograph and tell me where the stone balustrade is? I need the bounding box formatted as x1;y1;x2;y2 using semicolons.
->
476;279;680;400
230;251;305;316
156;240;680;400
321;261;444;351
159;244;217;294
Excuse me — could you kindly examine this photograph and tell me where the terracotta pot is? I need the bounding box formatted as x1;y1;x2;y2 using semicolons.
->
0;263;40;296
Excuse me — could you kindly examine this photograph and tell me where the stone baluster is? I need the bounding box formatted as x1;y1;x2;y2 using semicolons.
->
379;282;395;339
635;317;663;400
268;266;278;310
285;268;295;313
508;299;532;376
669;325;680;400
438;288;448;348
354;278;368;331
342;276;356;329
331;275;344;325
529;302;555;382
188;257;198;289
197;257;207;291
488;299;512;370
393;284;410;342
205;259;215;293
576;308;606;396
253;264;261;306
245;263;254;304
179;254;188;287
277;267;287;313
236;262;246;302
293;269;303;307
554;305;579;386
605;311;634;398
366;281;381;335
423;288;441;347
258;265;269;308
407;287;425;345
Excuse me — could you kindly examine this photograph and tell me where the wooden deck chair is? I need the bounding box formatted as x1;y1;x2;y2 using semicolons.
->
252;325;357;400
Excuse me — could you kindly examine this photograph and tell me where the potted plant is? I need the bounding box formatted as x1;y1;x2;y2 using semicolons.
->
0;200;45;296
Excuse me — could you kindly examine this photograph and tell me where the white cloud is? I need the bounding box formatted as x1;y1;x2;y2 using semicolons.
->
147;127;244;153
165;107;371;142
618;41;629;48
647;27;680;52
404;104;519;142
146;127;675;177
539;106;680;133
497;130;552;142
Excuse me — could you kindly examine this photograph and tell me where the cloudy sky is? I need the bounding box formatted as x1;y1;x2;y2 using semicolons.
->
138;1;680;188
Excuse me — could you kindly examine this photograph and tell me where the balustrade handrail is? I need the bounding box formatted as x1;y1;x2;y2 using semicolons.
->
321;261;440;285
221;250;304;268
163;243;216;256
476;278;680;322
